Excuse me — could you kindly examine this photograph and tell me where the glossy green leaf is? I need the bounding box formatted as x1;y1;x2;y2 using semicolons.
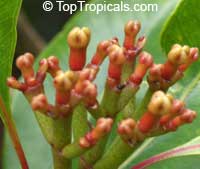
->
0;0;30;168
0;0;21;114
120;0;200;168
5;0;200;168
132;136;200;169
161;0;200;52
148;155;200;169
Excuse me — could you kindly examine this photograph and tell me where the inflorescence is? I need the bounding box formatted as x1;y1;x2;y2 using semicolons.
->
7;20;199;153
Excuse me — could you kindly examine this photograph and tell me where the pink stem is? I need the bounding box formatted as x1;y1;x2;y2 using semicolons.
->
132;144;200;169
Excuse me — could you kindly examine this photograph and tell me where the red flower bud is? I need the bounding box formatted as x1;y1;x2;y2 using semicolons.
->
171;100;185;114
31;94;48;112
124;20;141;49
47;56;61;77
79;67;98;82
138;112;156;133
180;109;197;123
118;118;136;135
161;61;177;81
79;118;113;148
82;81;97;107
16;53;36;85
148;64;162;80
54;71;77;92
129;52;153;85
179;47;199;72
7;77;27;91
54;71;78;105
67;27;91;70
107;45;126;81
91;40;113;65
36;59;48;83
91;118;113;140
159;114;171;126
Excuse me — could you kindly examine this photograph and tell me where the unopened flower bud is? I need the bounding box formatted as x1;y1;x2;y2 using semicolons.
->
138;111;156;133
92;118;113;139
124;20;141;49
189;47;199;61
159;114;171;126
38;59;48;74
53;71;77;105
79;118;113;148
124;20;141;36
164;108;197;131
108;45;126;65
82;81;97;107
35;59;48;83
7;77;27;91
180;109;197;123
148;91;172;115
79;67;97;81
16;53;34;70
118;118;136;135
171;100;184;114
179;47;199;72
54;71;77;91
167;117;182;131
129;52;153;85
82;81;97;98
68;27;91;70
67;27;90;49
148;64;162;81
91;40;113;65
108;45;126;81
47;56;61;77
168;44;190;65
31;94;48;112
16;53;35;84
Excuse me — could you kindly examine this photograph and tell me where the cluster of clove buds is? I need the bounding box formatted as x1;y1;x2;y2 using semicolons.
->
118;91;197;144
7;20;199;149
148;44;198;91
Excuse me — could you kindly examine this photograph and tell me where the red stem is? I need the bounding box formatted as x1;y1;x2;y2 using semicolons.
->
132;144;200;169
0;96;29;169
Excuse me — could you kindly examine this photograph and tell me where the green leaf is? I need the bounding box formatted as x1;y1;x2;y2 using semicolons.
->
0;0;29;168
120;0;200;168
5;0;200;168
132;136;200;169
0;0;21;113
148;155;200;169
161;0;200;53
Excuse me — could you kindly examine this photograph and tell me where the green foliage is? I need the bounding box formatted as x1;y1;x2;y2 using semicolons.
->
149;155;200;169
132;136;200;168
161;0;200;52
0;0;21;113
